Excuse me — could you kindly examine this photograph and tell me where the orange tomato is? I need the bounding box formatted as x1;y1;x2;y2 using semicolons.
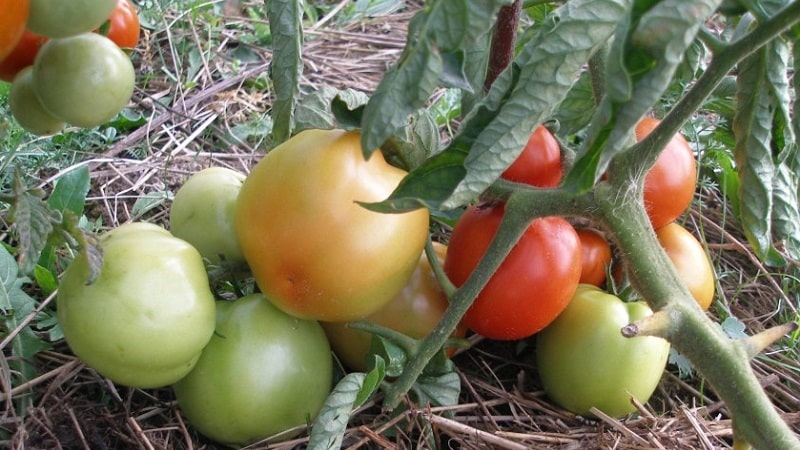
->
0;0;29;63
656;222;716;310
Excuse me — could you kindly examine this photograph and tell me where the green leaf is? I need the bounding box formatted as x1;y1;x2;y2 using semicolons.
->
410;371;461;408
268;0;303;144
721;316;748;340
7;176;60;275
307;365;385;450
668;347;694;378
360;0;512;154
553;70;597;136
294;86;369;132
369;336;407;378
39;166;91;271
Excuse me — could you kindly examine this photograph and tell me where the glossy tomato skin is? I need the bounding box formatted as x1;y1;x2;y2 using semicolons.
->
170;167;247;264
576;228;613;287
57;223;216;389
8;67;64;135
103;0;140;49
235;129;430;322
173;294;332;446
0;0;28;62
27;0;117;38
322;242;467;372
33;33;135;128
656;222;716;310
636;117;697;229
444;202;581;340
501;125;562;187
536;284;671;417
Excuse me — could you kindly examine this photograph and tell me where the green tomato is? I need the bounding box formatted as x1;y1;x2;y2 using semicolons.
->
57;222;216;389
27;0;117;38
169;167;246;264
8;66;65;136
173;294;332;446
32;32;134;128
536;284;670;417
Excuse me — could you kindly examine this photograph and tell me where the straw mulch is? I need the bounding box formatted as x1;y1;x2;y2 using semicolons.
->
3;2;799;449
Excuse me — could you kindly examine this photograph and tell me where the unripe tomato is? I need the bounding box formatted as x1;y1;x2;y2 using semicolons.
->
501;125;562;187
576;228;613;287
636;117;697;229
27;0;117;38
102;0;140;49
444;201;581;340
656;222;716;310
173;294;332;446
235;129;430;322
57;223;216;389
8;67;64;136
33;33;135;128
0;30;47;83
536;284;671;417
0;0;30;64
322;242;467;372
170;167;247;264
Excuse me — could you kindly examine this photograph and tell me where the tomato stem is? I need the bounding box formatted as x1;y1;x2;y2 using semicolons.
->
484;0;522;92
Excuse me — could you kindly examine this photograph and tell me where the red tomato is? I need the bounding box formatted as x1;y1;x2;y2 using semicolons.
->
0;0;29;63
102;0;140;49
0;30;47;82
501;125;562;187
576;228;613;287
636;117;697;229
444;201;581;340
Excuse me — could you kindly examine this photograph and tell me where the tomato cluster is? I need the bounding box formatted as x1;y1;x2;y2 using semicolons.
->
1;0;139;135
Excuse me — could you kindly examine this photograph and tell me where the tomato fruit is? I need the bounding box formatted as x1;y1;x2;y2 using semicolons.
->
576;228;613;287
0;30;47;83
444;201;581;340
27;0;117;38
636;117;697;229
33;32;135;128
8;67;64;136
57;223;216;389
102;0;140;49
173;294;332;446
322;242;467;372
501;125;562;187
536;284;671;417
170;167;247;265
656;222;716;310
235;129;430;322
0;0;29;64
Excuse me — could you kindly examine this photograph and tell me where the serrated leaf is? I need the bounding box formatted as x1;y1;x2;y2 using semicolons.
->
295;86;369;132
411;371;461;408
668;347;694;378
40;166;91;271
721;316;748;340
268;0;303;143
8;176;59;275
307;366;384;450
360;0;512;154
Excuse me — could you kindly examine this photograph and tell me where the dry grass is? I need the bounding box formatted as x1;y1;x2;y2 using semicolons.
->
2;1;799;449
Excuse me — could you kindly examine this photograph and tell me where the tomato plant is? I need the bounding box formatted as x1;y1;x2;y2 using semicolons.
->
173;294;332;446
500;125;562;187
57;223;216;389
170;167;247;265
444;201;581;340
32;32;135;128
8;66;64;135
101;0;140;49
636;117;698;229
235;129;430;322
536;284;671;417
0;30;47;83
322;242;467;372
576;228;613;287
0;0;29;63
656;222;716;310
27;0;117;38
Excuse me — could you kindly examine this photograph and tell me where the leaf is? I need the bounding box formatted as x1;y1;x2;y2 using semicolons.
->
7;175;60;275
360;0;512;154
40;166;91;271
553;70;597;137
668;347;694;378
307;365;385;450
411;371;461;408
268;0;303;144
294;86;369;132
721;316;748;340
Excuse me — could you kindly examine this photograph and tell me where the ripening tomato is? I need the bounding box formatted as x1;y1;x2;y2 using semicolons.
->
27;0;117;38
501;125;562;187
656;222;716;310
0;30;47;83
102;0;140;49
636;117;697;229
235;129;430;322
444;201;582;341
576;228;613;287
322;242;467;372
0;0;29;63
